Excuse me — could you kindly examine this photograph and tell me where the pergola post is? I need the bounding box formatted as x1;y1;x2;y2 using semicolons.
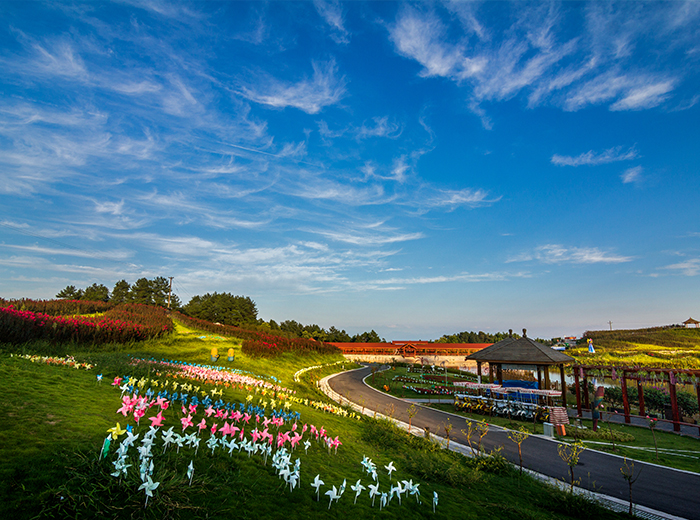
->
574;365;582;416
476;361;482;384
496;364;503;385
669;373;681;432
536;365;542;390
583;372;590;409
621;371;631;424
637;379;645;416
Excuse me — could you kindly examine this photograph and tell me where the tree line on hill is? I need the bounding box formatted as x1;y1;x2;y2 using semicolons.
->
56;278;181;309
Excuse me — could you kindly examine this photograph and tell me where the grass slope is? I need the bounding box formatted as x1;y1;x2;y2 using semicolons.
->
0;320;627;519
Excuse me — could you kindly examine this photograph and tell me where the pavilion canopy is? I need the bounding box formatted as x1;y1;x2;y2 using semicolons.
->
465;335;574;365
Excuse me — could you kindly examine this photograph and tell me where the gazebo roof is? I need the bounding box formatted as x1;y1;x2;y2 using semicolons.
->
465;333;574;365
683;317;699;325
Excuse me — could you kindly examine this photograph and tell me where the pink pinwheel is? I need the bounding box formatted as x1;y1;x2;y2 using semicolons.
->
148;411;165;428
181;405;188;416
319;426;327;439
230;426;240;438
155;396;167;409
133;407;145;424
291;422;297;432
302;423;308;434
112;377;123;386
221;410;229;420
231;411;243;423
160;399;169;411
204;405;215;418
239;428;245;441
220;422;232;437
263;417;271;428
211;423;219;435
290;432;303;449
251;429;261;443
197;418;207;432
255;414;261;424
215;409;224;419
117;397;133;417
242;413;252;424
181;414;194;432
331;436;342;454
188;403;197;415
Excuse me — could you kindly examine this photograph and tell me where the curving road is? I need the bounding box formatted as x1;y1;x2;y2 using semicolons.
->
328;366;700;520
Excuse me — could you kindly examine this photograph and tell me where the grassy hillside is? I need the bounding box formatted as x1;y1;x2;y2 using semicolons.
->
568;327;700;369
0;310;627;519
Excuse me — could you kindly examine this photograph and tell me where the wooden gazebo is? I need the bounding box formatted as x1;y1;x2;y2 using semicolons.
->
683;317;700;328
465;329;575;405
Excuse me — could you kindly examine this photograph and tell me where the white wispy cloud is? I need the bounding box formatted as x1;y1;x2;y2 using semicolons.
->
551;146;638;167
386;2;693;120
314;0;350;44
508;244;633;264
660;258;700;277
240;60;346;114
621;165;643;184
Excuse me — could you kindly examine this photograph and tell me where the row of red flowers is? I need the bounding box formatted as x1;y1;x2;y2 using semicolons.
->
0;303;172;345
171;312;339;357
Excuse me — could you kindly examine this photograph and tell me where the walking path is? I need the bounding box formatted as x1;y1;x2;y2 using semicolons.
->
324;366;700;520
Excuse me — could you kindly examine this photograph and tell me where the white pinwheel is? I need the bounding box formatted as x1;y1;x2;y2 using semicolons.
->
187;460;194;486
380;492;388;510
138;475;160;507
403;479;420;503
368;483;380;507
311;474;324;502
351;479;365;504
433;491;438;513
325;485;340;510
385;461;396;480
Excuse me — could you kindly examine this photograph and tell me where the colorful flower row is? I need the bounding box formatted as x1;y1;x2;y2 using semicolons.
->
0;303;172;345
12;353;95;370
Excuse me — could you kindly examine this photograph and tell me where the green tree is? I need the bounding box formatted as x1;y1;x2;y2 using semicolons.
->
352;330;384;343
111;280;131;303
131;278;154;304
183;292;257;326
82;283;110;302
56;285;83;300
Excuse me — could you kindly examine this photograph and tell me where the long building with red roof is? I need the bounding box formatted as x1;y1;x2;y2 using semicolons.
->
328;340;492;358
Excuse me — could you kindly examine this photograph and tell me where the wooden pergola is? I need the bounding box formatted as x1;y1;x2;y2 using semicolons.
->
573;364;700;432
683;317;700;328
465;330;575;405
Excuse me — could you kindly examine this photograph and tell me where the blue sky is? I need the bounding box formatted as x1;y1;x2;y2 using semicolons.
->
1;1;699;340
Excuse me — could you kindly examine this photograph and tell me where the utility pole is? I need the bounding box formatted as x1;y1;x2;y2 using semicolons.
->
608;321;613;331
168;277;174;310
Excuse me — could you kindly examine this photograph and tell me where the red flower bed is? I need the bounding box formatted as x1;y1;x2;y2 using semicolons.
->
172;311;339;357
0;303;172;345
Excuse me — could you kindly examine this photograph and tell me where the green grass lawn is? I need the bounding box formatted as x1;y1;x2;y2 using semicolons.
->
0;324;630;519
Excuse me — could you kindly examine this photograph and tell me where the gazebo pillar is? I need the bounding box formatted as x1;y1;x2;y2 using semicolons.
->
669;374;681;432
637;380;645;416
536;365;542;389
496;364;503;385
574;365;581;416
583;372;590;409
560;364;567;407
621;371;631;424
476;361;482;384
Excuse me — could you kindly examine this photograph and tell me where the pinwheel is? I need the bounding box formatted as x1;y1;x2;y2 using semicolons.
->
380;492;388;511
339;478;346;499
206;435;218;454
390;481;404;505
204;405;216;417
173;433;185;453
210;423;218;435
180;414;194;432
107;422;126;440
403;479;420;502
187;460;194;486
368;483;380;507
123;430;140;447
303;440;311;454
351;479;365;504
139;475;159;507
225;437;238;456
385;461;396;480
97;374;103;383
220;422;232;437
325;485;340;510
161;427;175;453
311;474;324;501
433;491;438;513
148;411;164;428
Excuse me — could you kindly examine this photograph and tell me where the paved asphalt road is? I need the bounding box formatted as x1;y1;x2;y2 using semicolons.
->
328;366;700;520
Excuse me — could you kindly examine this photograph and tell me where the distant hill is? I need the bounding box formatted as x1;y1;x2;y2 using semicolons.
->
568;326;700;369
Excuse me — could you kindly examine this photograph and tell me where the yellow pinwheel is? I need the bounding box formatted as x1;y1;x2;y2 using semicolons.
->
107;422;126;440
